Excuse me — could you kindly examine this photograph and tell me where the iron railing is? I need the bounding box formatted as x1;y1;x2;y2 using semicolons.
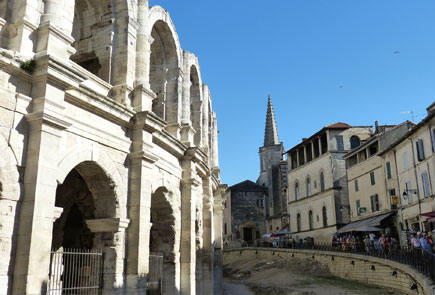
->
47;248;103;295
259;242;435;282
148;253;163;295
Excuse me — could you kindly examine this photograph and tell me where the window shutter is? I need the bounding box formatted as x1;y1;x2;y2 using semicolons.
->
416;139;425;161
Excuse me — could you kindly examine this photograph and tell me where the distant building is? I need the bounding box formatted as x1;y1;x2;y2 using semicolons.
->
223;181;268;244
342;121;414;238
257;95;288;232
286;123;372;242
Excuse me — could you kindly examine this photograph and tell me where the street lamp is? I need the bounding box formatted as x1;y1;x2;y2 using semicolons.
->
402;189;418;198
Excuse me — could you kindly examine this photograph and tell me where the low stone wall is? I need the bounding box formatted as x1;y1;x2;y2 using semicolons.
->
223;248;435;295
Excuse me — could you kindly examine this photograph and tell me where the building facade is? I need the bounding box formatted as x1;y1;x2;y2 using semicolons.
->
222;181;268;245
380;105;435;236
0;1;226;294
287;123;372;242
343;122;414;238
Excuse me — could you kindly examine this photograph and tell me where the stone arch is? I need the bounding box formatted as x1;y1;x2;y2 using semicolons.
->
148;7;183;124
57;143;126;219
0;135;21;295
150;186;179;294
65;0;131;83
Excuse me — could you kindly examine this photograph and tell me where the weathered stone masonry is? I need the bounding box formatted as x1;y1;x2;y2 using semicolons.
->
0;0;226;294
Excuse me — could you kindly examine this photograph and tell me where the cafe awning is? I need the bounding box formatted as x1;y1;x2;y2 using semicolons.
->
336;212;393;234
419;211;435;218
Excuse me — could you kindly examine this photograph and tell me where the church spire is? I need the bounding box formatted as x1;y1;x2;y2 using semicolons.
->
263;94;280;146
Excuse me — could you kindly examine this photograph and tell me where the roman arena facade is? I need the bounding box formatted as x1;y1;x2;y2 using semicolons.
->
0;0;226;294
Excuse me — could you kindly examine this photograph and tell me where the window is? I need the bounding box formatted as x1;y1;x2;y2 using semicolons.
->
406;182;413;204
356;200;361;216
370;171;375;185
386;162;392;179
354;179;359;192
256;199;264;208
297;213;301;232
295;182;300;200
224;223;227;235
322;207;327;227
309;210;313;230
370;194;379;212
320;172;325;192
422;173;430;197
306;177;311;197
432;129;435;152
335;135;344;151
403;151;408;171
416;139;425;161
350;136;360;149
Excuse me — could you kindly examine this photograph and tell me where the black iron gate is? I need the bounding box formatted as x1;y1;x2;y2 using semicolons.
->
148;253;163;295
47;248;104;295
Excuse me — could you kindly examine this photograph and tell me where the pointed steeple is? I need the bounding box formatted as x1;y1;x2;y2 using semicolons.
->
263;94;280;146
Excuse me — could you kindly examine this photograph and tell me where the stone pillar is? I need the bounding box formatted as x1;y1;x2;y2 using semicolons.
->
303;145;307;163
212;185;227;295
211;112;219;168
201;178;214;294
126;113;158;293
13;103;70;294
34;0;76;60
180;149;200;295
201;85;210;152
318;137;322;155
311;141;315;159
182;52;192;125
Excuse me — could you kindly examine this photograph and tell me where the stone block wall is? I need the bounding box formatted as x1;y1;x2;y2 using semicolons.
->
224;248;434;295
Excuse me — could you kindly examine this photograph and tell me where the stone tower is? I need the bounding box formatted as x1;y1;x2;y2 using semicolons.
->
257;95;288;230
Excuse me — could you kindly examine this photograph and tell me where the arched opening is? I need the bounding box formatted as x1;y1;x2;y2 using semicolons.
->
51;161;119;292
70;0;113;82
150;187;177;294
306;177;311;197
149;20;179;123
350;136;361;149
308;211;313;230
296;213;301;232
295;182;300;201
190;65;202;146
322;207;328;227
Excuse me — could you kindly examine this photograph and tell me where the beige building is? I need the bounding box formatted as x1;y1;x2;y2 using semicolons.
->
0;1;226;294
287;123;372;242
379;104;435;234
343;122;414;237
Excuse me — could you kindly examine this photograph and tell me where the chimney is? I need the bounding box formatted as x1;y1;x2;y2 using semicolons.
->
375;121;379;134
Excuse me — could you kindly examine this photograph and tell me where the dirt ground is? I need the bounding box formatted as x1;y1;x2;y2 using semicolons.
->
223;257;404;295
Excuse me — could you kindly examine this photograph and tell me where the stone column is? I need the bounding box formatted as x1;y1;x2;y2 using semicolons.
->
35;0;76;60
212;185;227;295
182;52;192;125
211;112;219;168
126;113;158;293
13;107;70;294
318;137;322;155
8;0;40;56
201;178;214;294
180;148;200;294
311;141;315;159
201;85;210;152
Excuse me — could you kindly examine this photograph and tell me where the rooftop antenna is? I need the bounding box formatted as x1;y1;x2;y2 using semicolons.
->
400;110;415;122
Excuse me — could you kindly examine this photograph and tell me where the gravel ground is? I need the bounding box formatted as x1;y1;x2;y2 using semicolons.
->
223;257;403;295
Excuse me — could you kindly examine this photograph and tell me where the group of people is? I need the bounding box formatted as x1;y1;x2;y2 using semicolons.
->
332;233;399;253
410;230;435;253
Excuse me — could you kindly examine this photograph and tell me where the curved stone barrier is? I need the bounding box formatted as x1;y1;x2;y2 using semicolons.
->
223;248;435;295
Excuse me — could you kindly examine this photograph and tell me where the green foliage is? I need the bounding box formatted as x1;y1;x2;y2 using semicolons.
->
20;59;36;74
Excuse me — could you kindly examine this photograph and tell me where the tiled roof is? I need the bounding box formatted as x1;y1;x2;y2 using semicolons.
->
325;122;351;129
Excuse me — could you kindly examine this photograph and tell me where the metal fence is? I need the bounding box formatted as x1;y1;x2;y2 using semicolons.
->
47;248;103;295
147;253;163;295
263;242;435;282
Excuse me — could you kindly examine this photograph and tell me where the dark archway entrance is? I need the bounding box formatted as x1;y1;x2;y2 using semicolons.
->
150;187;177;294
50;162;118;294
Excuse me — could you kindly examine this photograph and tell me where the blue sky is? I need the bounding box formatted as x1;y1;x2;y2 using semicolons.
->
149;0;435;186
